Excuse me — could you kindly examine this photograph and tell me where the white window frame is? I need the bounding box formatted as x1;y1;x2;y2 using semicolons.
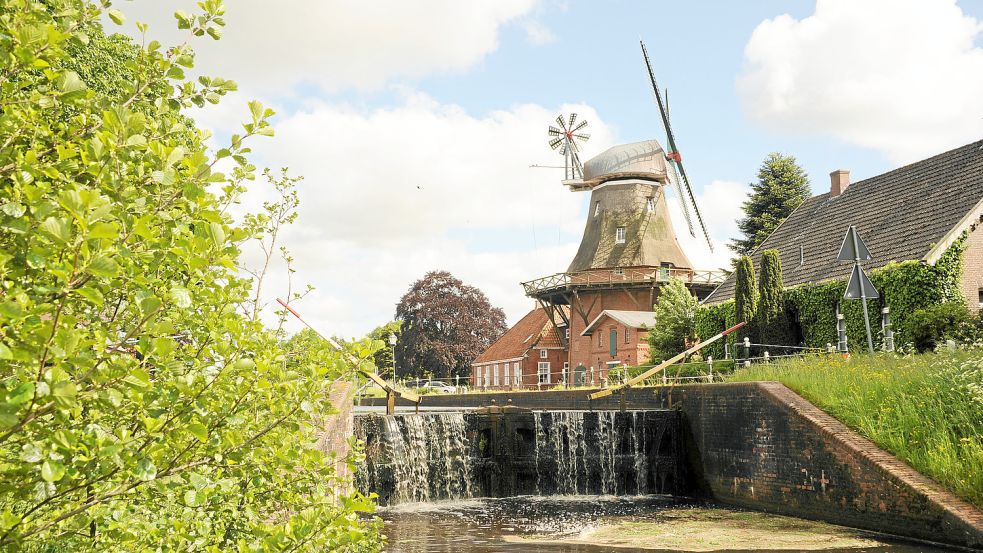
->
625;327;631;344
493;364;499;387
613;267;625;276
615;227;626;243
540;348;548;359
504;363;510;385
565;328;570;340
484;366;490;387
513;362;521;386
538;362;550;384
594;201;601;217
646;197;655;213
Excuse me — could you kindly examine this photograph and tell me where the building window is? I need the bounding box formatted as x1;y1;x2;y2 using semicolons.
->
493;364;499;387
538;362;550;384
598;332;603;347
594;201;600;217
646;197;655;213
484;366;490;387
514;362;521;386
540;348;548;359
565;328;570;340
979;288;983;308
613;267;625;276
625;328;631;344
615;227;626;243
504;363;509;384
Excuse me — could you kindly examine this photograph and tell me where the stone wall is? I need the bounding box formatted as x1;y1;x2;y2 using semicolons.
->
364;383;983;548
316;381;356;484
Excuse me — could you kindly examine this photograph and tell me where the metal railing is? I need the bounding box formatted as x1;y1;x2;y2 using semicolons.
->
521;267;728;296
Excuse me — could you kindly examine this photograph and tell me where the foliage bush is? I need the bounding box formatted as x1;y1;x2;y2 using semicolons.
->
906;302;979;353
734;256;756;342
693;300;735;360
756;249;789;345
648;278;698;361
0;1;381;550
730;352;983;508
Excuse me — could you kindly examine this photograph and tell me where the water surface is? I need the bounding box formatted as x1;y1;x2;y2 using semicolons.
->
379;496;949;552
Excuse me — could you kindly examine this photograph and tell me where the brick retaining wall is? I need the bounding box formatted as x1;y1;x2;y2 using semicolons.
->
362;382;983;548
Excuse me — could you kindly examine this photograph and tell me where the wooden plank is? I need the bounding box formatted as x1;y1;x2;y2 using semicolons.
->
588;321;745;400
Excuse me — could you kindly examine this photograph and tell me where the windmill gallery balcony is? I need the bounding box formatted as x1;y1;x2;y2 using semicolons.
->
521;267;728;301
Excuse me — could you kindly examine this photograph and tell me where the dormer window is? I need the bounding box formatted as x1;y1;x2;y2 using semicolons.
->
646;197;655;213
615;227;626;244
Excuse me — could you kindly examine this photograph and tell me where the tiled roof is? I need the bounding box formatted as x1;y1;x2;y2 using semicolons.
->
706;140;983;304
472;307;567;364
582;310;658;335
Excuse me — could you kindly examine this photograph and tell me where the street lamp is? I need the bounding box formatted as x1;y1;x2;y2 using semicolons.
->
388;333;397;378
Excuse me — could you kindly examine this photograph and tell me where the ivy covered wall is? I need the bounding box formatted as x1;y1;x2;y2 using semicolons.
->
696;235;967;353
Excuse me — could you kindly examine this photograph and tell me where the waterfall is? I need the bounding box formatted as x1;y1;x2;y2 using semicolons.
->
355;409;680;506
356;413;473;506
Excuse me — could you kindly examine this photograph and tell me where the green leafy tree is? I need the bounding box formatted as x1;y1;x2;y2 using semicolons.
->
756;249;789;346
734;256;757;342
730;153;811;256
648;279;698;361
0;2;380;550
366;321;402;377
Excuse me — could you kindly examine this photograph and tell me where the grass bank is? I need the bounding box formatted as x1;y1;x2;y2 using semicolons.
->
729;351;983;508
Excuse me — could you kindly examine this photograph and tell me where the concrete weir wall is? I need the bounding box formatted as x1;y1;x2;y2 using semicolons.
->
363;382;983;548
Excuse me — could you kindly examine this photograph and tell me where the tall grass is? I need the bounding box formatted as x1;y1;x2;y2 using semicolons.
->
729;352;983;508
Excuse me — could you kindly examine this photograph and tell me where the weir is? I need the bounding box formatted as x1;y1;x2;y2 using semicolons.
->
355;409;681;506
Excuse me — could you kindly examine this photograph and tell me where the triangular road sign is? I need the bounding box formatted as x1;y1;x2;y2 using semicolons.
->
844;264;879;300
837;226;872;262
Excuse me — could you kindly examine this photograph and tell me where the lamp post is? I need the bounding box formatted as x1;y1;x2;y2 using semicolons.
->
388;333;397;378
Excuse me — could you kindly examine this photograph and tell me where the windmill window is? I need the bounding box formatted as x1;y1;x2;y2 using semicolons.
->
613;268;625;276
565;328;570;340
646;197;655;213
594;201;601;217
615;227;626;243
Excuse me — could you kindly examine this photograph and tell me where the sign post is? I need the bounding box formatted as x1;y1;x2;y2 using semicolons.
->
838;226;878;353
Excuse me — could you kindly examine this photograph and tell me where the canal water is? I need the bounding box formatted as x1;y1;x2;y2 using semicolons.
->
379;495;949;552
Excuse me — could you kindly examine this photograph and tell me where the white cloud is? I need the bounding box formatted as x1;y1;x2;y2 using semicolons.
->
117;0;539;92
738;0;983;163
233;95;615;336
523;21;557;45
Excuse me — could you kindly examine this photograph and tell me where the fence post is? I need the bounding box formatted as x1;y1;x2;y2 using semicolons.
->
743;337;751;367
662;366;667;385
763;351;770;364
707;356;713;382
881;306;894;353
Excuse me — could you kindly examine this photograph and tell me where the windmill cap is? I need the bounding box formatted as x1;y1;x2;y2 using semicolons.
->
581;140;669;186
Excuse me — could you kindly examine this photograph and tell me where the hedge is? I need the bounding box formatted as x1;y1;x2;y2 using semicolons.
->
697;234;967;353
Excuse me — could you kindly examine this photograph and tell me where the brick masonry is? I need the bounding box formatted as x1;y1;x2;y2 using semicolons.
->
960;223;983;314
316;381;355;485
363;382;983;549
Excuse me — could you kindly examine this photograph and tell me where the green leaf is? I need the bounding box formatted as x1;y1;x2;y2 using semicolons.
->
107;8;125;25
123;369;151;388
7;382;34;406
0;343;12;360
20;443;43;464
40;217;71;244
208;222;225;248
1;202;26;217
184;489;198;506
134;458;157;481
88;221;117;239
87;255;119;278
57;70;87;101
170;286;192;309
51;380;77;409
40;460;65;483
248;100;264;122
186;423;208;443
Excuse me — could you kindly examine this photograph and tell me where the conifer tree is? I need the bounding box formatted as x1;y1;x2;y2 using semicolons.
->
757;249;788;345
734;256;757;342
730;153;811;256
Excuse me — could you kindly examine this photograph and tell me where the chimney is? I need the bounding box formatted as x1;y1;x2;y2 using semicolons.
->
830;169;850;197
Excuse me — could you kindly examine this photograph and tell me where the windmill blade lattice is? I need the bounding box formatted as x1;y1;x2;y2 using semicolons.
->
640;40;714;252
548;113;590;181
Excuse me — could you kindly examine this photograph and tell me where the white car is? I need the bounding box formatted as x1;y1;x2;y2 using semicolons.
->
423;381;456;393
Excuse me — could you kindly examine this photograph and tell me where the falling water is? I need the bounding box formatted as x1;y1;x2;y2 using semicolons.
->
356;410;679;506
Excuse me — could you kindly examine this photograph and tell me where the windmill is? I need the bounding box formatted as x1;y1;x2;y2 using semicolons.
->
548;113;590;181
640;40;714;252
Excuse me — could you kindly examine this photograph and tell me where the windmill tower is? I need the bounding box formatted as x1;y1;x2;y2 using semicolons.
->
522;41;725;378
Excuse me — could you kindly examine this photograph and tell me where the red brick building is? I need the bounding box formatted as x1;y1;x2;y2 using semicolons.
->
580;310;656;383
470;307;568;390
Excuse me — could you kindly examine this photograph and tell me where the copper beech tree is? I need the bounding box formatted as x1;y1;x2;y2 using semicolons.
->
395;271;507;381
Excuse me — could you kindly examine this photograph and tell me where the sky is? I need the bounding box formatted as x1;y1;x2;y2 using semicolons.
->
113;0;983;338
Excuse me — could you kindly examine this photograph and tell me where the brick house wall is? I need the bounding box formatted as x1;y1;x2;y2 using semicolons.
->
581;316;653;385
568;288;657;378
960;224;983;314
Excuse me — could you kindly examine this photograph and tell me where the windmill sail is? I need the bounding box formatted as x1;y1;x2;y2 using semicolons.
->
640;40;714;251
